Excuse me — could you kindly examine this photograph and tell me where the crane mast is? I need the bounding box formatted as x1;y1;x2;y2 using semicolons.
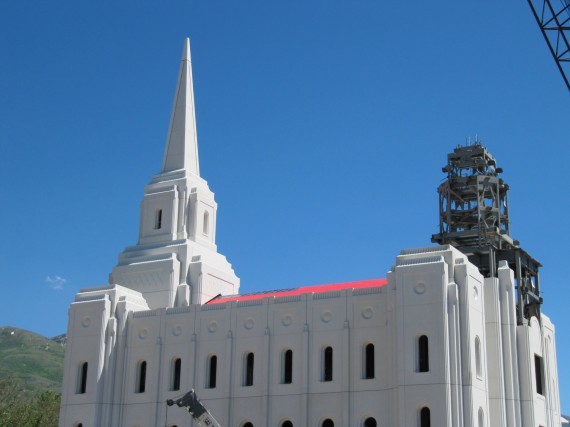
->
527;0;570;91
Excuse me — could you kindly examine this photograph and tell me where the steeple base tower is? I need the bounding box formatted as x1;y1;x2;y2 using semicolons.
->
108;38;239;309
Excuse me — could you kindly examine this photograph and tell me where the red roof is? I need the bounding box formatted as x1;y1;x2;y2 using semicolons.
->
206;278;387;305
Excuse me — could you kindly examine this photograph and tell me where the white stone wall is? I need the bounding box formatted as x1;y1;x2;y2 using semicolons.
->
60;245;562;427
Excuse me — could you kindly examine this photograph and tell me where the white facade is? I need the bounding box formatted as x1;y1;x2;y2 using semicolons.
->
59;39;562;427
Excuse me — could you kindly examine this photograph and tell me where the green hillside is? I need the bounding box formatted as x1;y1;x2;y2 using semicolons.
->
0;326;65;393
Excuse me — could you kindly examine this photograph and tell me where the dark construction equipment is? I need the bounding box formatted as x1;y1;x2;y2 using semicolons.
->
527;0;570;92
431;143;542;325
167;389;221;427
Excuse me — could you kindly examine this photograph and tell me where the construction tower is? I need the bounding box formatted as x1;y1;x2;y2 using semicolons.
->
431;143;542;324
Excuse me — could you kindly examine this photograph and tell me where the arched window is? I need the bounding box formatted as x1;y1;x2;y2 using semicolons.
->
243;423;253;427
475;336;482;378
322;419;334;427
418;335;429;372
281;421;293;427
155;209;163;229
364;418;377;427
244;352;254;386
136;361;147;393
323;346;333;382
171;358;181;391
534;354;544;395
203;211;209;235
364;343;375;379
76;423;83;427
283;349;293;384
207;355;217;388
77;361;88;394
420;407;430;427
478;407;484;427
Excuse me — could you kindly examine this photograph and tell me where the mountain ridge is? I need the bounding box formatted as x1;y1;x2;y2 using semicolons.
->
0;326;65;393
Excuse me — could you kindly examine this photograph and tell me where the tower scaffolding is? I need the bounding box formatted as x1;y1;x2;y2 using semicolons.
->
431;143;542;325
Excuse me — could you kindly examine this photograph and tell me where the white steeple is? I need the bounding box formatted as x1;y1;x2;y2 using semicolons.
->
162;38;200;175
110;38;240;309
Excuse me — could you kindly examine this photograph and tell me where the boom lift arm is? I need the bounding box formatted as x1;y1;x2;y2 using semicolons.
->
166;389;221;427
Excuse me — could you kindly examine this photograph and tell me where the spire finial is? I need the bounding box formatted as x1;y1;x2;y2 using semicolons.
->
161;38;200;175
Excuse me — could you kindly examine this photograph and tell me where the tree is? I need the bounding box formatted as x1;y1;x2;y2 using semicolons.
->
0;377;60;427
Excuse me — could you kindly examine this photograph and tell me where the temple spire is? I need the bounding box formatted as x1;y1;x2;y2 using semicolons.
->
162;38;200;175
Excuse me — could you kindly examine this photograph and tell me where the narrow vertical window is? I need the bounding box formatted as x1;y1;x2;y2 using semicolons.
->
171;358;181;391
155;209;163;229
323;346;333;382
364;418;377;427
418;335;429;372
475;336;482;378
203;211;209;235
322;419;334;427
420;407;431;427
208;355;217;388
535;355;544;395
136;361;147;393
244;352;254;386
77;362;88;394
281;422;293;427
364;343;375;379
478;408;484;427
283;349;293;384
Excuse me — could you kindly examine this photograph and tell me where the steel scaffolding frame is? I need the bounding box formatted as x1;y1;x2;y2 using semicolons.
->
432;144;542;324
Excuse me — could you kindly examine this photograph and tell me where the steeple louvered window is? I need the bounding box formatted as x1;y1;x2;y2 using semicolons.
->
203;211;209;235
155;209;163;229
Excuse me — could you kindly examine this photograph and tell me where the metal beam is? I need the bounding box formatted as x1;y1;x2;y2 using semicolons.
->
527;0;570;92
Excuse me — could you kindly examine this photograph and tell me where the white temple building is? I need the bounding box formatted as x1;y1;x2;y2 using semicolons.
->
59;39;562;427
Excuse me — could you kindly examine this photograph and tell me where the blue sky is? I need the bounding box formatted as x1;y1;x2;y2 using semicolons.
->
1;0;568;411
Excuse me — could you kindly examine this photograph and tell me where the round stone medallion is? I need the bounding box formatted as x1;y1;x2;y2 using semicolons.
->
414;282;426;295
321;311;332;323
362;306;374;319
244;318;255;330
172;324;182;336
81;316;91;328
138;328;148;339
282;314;293;327
208;321;218;333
